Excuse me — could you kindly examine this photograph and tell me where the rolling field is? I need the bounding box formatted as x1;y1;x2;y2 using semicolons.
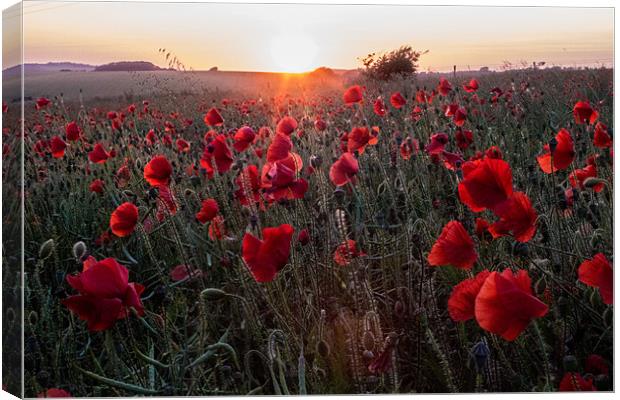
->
1;67;614;396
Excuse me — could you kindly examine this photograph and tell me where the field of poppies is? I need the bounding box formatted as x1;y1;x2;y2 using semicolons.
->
1;67;614;396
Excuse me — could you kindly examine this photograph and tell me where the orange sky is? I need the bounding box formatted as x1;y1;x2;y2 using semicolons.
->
3;1;614;72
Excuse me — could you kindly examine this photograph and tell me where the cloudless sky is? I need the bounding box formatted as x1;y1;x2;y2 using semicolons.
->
3;1;614;72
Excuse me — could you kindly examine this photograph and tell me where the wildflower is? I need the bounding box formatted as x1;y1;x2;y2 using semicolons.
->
242;224;294;282
578;253;613;305
428;221;477;269
109;202;138;237
537;128;575;173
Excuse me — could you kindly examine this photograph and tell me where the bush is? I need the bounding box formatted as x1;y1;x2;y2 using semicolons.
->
361;45;426;80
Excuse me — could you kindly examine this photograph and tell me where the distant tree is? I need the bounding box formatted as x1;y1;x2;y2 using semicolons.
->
309;67;336;78
209;66;218;72
360;46;426;80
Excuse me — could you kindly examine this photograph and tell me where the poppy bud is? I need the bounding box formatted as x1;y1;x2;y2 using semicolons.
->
72;241;87;261
190;175;201;187
316;340;330;358
310;155;322;168
28;311;38;326
201;288;228;300
148;187;159;200
362;331;375;351
363;350;374;360
298;229;310;246
563;355;578;372
470;340;490;373
511;242;529;258
39;239;55;260
583;177;606;189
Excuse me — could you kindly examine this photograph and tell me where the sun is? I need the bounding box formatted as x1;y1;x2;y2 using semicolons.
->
270;33;318;73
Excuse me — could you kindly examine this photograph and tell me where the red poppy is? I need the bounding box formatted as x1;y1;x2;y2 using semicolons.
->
475;218;491;240
453;107;467;127
425;133;449;155
201;134;234;176
109;202;138;237
170;264;202;282
261;156;308;201
36;97;51;109
411;105;423;121
297;229;310;245
438;78;452;96
37;389;72;398
50;136;67;158
329;152;359;186
399;137;418;160
196;198;219;223
427;220;477;270
390;92;406;109
343;85;363;104
233;126;256;152
485;146;503;159
593;122;612;148
333;240;366;266
456;129;474;150
234;165;264;208
463;79;479;93
569;162;603;192
276;116;298;136
488;192;537;242
559;373;596;391
373;97;387;116
144;155;173;187
347;126;378;154
314;117;327;131
448;270;491;321
416;89;434;104
578;253;613;305
89;179;104;194
65;121;81;141
475;269;548;341
537;128;575;173
573;101;598;125
88;143;110;164
267;132;293;163
208;215;227;240
176;138;190;153
204;107;224;126
585;354;609;376
458;158;513;213
155;185;178;221
145;129;157;145
62;256;144;332
242;224;294;282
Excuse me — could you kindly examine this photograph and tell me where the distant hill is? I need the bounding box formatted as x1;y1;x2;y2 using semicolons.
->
2;62;96;78
94;61;164;72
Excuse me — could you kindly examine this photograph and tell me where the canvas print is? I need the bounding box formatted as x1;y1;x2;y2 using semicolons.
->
1;1;615;397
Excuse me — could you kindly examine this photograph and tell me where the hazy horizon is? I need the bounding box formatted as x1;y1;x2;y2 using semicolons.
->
3;2;615;73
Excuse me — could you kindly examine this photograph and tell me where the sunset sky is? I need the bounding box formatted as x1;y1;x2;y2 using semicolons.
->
3;1;614;72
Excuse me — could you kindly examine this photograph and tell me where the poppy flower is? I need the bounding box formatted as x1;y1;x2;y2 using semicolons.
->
475;268;548;341
537;128;575;173
261;157;308;201
145;129;157;145
593;122;612;148
427;220;477;270
448;270;491;321
170;264;202;282
425;133;449;155
463;79;479;93
49;136;67;158
488;192;537;242
176;138;190;153
578;253;613;305
242;224;294;282
458;158;513;213
155;185;178;221
347;126;378;154
569;162;603;192
559;373;596;391
456;129;474;150
233;126;256;152
107;111;118;120
485;146;503;159
115;165;131;188
585;354;609;376
438;78;452;96
37;388;72;398
110;202;138;237
390;92;406;109
343;85;363;104
196;198;219;224
62;256;144;332
234;165;264;208
144;155;173;187
208;215;227;240
411;105;423;121
201;134;234;176
373;97;387;116
204;107;224;126
399;137;418;160
88;143;110;164
475;218;491;241
416;89;434;104
89;179;104;194
453;107;467;127
573;101;598;125
444;103;459;117
276;116;298;136
297;229;310;245
333;240;366;266
267;132;293;163
35;97;51;109
329;152;359;187
314;117;327;131
65;121;81;141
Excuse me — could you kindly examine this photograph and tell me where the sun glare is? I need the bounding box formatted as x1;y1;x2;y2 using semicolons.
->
269;33;318;73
